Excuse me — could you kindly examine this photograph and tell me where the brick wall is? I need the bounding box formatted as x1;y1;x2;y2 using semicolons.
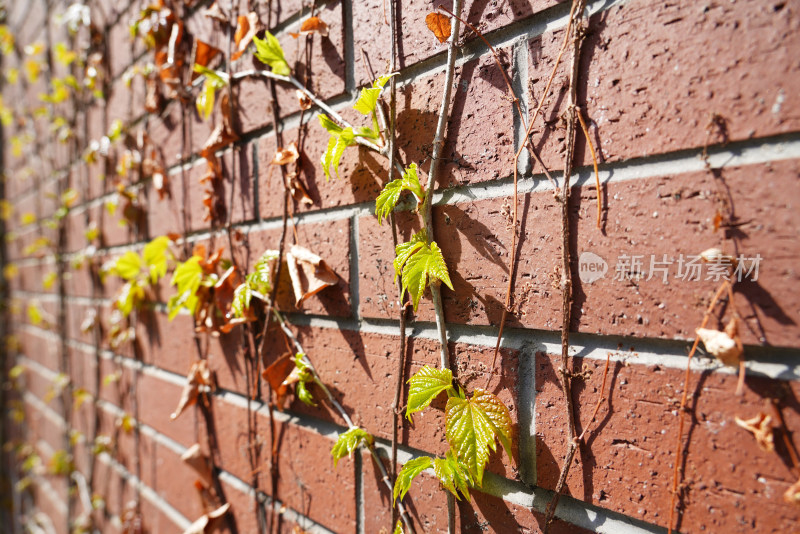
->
2;0;800;533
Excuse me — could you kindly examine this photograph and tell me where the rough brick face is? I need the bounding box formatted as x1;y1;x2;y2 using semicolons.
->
4;0;800;533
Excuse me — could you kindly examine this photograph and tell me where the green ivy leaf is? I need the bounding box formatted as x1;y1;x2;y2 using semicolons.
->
116;281;145;317
320;127;355;180
250;249;279;294
393;456;433;505
393;520;404;534
406;365;453;421
252;33;290;76
433;450;472;500
398;239;453;311
318;114;343;135
471;389;513;459
115;251;142;281
375;163;423;225
143;236;169;284
445;390;513;486
393;229;426;282
196;78;216;121
168;256;203;319
231;283;251;318
294;353;317;406
353;72;397;115
331;427;373;467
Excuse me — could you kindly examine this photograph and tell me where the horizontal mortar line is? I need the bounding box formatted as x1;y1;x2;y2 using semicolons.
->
21;361;341;534
17;344;668;533
10;289;106;307
434;130;800;206
287;314;800;381
22;391;194;530
12;128;800;271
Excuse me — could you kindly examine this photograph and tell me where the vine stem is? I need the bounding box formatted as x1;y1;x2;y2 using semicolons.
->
542;1;587;530
386;1;409;530
231;69;382;153
271;311;416;533
667;280;730;534
422;0;463;372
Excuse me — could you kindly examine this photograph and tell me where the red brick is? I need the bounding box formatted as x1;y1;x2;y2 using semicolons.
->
232;1;347;132
257;118;388;220
362;455;450;534
354;0;562;86
455;491;592;534
247;217;353;317
212;396;358;532
536;352;800;532
528;0;800;170
258;323;519;478
359;159;800;346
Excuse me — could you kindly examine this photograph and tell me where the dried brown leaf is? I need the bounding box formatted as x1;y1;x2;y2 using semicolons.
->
271;141;300;165
144;74;161;112
232;12;261;61
285;245;339;306
696;327;742;367
735;412;775;452
202;2;227;22
296;90;313;110
425;12;451;43
180;443;213;486
289;16;329;38
289;175;313;206
785;478;800;506
183;503;230;534
262;353;295;408
170;360;215;420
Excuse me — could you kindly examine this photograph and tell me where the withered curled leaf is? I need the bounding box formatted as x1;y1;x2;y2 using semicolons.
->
232;12;261;61
785;477;800;506
170;360;215;420
289;16;329;38
425;12;451;43
289;174;314;206
262;353;295;409
734;412;775;453
183;503;230;534
271;141;300;165
696;326;742;367
286;245;339;306
296;90;313;110
180;443;213;487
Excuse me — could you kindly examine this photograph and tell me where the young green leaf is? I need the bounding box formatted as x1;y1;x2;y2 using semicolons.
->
471;389;513;459
331;427;373;467
399;240;453;311
115;251;142;281
433;450;472;500
250;249;279;294
320;127;355;180
444;390;513;486
252;33;290;76
353;73;397;115
406;365;453;420
393;520;404;534
231;283;252;318
116;281;145;317
318;113;343;135
375;163;423;224
393;230;427;281
293;353;317;406
168;256;203;319
143;236;169;284
393;456;433;505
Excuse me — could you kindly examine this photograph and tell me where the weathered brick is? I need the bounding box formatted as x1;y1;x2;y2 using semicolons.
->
527;0;800;170
360;159;800;346
536;351;800;532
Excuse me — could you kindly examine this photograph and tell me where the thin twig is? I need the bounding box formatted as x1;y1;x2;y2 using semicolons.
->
422;0;463;372
543;2;587;530
575;107;601;229
668;280;730;534
271;311;416;533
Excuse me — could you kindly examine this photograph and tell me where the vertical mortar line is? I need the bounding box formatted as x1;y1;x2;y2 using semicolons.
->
513;39;531;177
518;342;537;485
355;450;365;534
350;214;361;320
342;0;356;93
252;140;260;222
